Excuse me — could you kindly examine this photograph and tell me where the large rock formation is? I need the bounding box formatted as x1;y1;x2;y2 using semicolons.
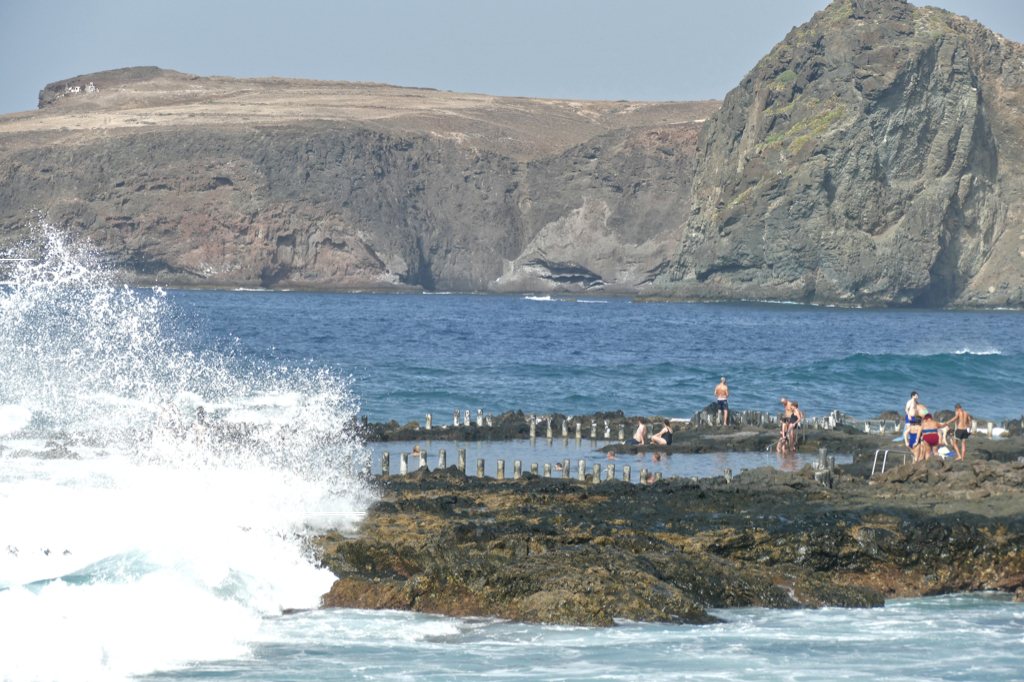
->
651;0;1024;307
314;456;1024;626
0;68;716;293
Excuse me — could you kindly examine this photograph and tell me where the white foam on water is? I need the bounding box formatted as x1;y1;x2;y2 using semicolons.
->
0;404;32;437
954;347;1002;356
0;226;376;681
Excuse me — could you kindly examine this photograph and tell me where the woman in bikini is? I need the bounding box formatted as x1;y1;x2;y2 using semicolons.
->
904;414;922;458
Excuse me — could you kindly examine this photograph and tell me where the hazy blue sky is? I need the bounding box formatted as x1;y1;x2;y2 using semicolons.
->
1;0;1022;115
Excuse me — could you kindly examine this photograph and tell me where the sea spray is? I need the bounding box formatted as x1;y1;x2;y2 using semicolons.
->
0;226;375;681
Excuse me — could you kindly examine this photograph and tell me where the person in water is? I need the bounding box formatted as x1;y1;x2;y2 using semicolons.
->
903;391;919;442
650;420;673;446
625;418;647;445
944;404;973;461
714;378;730;426
917;407;942;462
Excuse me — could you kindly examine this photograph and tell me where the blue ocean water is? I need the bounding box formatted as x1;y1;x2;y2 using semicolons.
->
176;290;1024;424
3;234;1024;682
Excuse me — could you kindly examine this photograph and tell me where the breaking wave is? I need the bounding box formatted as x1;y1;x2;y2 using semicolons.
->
0;226;374;681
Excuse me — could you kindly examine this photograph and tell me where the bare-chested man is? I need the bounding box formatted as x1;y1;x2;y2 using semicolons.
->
626;418;647;445
944;404;973;461
715;378;730;426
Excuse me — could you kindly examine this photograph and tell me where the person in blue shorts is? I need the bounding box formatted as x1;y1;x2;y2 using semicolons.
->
903;391;919;442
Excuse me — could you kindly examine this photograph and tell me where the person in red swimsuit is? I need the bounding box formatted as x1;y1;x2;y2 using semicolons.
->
918;410;942;461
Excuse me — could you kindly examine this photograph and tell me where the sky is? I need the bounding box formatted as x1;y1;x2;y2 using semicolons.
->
1;0;1022;116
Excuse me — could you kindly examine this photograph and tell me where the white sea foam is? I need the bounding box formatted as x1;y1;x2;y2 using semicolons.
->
0;226;375;681
954;347;1002;356
0;404;32;436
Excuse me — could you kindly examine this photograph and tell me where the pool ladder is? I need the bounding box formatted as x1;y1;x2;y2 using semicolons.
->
871;449;908;475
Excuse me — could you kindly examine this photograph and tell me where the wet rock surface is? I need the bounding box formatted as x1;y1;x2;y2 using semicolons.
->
314;450;1024;626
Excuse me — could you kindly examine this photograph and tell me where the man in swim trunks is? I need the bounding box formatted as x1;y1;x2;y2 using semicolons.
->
903;391;919;442
944;404;972;461
651;420;673;446
715;378;730;426
625;418;647;445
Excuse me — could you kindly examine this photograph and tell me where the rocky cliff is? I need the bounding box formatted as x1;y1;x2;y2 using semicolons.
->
0;68;716;293
651;0;1024;307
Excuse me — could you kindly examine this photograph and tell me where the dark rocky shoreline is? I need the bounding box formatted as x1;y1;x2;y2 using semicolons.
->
312;421;1024;626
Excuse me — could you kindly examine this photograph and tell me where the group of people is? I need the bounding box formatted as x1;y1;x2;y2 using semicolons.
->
777;397;804;454
903;391;973;462
612;381;977;465
625;418;674;446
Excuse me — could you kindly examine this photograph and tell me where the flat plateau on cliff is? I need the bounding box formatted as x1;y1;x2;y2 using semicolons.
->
315;453;1024;627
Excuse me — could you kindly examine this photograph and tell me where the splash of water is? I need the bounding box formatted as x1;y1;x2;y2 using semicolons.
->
0;226;376;681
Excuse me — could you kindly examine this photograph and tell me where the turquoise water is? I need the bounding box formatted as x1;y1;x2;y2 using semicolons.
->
2;231;1022;681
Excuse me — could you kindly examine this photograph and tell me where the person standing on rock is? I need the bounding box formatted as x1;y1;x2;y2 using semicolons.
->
779;398;802;453
944;404;973;461
715;378;730;427
903;391;920;442
918;408;942;462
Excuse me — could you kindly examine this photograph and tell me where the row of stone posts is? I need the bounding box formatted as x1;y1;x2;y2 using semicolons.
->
378;449;664;484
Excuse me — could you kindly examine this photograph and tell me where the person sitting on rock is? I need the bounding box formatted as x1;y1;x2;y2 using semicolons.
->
650;421;673;446
625;418;646;445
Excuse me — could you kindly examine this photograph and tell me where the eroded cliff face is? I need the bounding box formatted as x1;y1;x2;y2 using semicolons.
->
0;71;716;293
653;0;1024;307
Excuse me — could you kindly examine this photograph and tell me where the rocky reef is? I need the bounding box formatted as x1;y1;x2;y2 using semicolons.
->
650;0;1024;307
314;452;1024;626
